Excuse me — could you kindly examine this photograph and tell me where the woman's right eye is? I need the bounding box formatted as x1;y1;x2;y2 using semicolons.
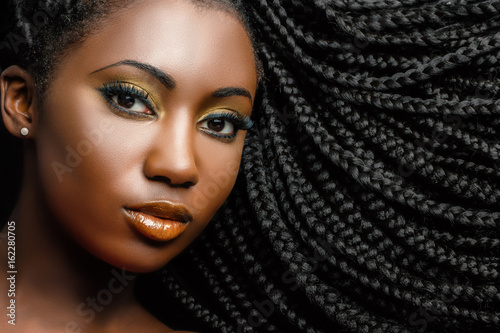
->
99;81;155;117
111;93;151;114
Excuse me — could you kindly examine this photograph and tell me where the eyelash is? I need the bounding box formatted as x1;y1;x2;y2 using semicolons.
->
98;80;253;141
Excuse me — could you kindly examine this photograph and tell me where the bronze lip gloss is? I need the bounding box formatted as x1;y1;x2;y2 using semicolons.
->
123;201;193;242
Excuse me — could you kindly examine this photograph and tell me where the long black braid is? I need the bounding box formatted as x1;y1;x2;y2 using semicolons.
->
1;1;499;332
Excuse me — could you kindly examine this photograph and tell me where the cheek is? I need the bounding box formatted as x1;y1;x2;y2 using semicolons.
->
38;92;106;184
34;90;129;238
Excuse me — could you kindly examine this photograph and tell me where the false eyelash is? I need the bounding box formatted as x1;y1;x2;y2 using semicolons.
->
98;81;155;116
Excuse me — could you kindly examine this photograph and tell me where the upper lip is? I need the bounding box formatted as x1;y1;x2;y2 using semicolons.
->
125;201;193;223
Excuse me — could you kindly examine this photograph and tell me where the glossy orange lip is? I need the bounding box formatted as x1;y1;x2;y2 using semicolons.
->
123;201;192;242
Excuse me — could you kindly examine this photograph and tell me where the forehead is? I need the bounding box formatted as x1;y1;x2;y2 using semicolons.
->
53;0;257;92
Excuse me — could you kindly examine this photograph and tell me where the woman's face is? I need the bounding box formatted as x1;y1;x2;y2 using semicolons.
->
35;0;258;272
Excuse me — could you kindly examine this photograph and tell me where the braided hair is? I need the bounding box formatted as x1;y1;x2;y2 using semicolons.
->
141;1;500;332
1;1;500;332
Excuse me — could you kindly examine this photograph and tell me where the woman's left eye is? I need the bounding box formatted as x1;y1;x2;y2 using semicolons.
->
111;93;150;114
198;118;235;135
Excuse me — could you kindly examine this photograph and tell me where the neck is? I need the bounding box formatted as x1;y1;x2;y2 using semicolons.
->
0;143;138;330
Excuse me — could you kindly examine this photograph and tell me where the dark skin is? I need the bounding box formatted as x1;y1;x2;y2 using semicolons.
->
0;0;258;331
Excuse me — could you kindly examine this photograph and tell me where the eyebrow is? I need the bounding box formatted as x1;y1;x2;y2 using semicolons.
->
90;59;253;104
89;60;175;90
212;87;253;105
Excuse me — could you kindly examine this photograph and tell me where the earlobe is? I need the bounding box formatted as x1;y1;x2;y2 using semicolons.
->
1;65;37;139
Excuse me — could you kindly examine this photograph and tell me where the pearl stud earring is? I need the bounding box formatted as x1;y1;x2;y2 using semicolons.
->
20;127;29;136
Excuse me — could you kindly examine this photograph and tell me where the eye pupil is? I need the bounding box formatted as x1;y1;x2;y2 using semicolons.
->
117;94;135;108
208;119;225;132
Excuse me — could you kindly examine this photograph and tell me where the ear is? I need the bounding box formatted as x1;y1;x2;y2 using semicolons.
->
1;65;37;139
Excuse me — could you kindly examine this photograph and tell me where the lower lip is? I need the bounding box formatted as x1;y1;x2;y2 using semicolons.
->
123;209;188;242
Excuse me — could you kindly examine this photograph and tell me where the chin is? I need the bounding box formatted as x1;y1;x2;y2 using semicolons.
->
78;235;187;274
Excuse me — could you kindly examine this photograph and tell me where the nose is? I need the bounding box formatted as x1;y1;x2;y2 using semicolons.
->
143;119;199;188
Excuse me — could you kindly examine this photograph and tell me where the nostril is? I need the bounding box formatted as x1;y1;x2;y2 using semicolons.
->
180;181;195;189
148;175;171;184
147;175;195;188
